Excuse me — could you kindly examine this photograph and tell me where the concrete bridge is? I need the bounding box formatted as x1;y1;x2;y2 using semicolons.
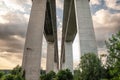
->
22;0;97;80
60;0;97;72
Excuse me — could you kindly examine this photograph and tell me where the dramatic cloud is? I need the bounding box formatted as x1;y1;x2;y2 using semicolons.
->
1;0;31;12
105;0;120;10
0;51;46;70
56;0;63;10
93;9;120;48
0;11;29;54
0;52;22;69
0;0;31;69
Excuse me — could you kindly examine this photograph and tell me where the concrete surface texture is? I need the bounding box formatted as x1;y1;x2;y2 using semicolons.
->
75;0;97;55
60;0;97;71
22;0;58;80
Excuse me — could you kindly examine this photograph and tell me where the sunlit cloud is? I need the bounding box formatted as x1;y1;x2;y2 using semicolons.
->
0;51;22;69
56;0;63;10
0;17;9;24
0;10;9;24
90;0;100;5
93;9;120;28
2;0;32;12
3;0;24;12
10;35;25;42
92;9;120;49
105;0;120;10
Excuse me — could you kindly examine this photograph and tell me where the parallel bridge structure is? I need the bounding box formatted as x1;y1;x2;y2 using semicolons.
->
22;0;97;80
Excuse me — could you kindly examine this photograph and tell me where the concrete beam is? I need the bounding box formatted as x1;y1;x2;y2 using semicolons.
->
22;0;47;80
60;0;72;69
75;0;98;55
44;1;54;42
65;0;77;42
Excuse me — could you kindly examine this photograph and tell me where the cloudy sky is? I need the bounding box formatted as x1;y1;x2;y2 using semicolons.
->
0;0;120;70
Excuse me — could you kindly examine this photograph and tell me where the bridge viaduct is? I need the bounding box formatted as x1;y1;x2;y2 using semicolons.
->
22;0;97;80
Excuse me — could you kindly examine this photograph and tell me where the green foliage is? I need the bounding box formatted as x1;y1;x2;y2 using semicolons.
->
106;31;120;67
73;70;81;80
105;31;120;79
1;74;23;80
0;71;4;79
79;53;102;80
14;73;24;80
1;74;14;80
40;71;56;80
10;65;22;75
40;69;46;75
40;69;73;80
1;66;73;80
0;65;24;80
56;69;73;80
40;74;47;80
46;71;56;80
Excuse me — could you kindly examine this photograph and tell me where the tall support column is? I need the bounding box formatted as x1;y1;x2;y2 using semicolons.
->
46;42;57;73
62;42;73;73
75;0;97;55
49;0;59;72
60;0;72;70
22;0;47;80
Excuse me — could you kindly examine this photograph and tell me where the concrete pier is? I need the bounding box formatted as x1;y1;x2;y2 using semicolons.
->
60;0;72;70
44;0;59;73
46;42;57;73
60;0;97;71
60;0;77;71
75;0;97;55
22;0;59;80
22;0;47;80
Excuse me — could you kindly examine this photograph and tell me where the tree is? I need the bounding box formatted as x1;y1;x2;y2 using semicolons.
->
40;71;56;80
0;65;24;80
79;53;102;80
10;65;22;75
1;74;14;80
46;71;56;80
56;69;73;80
0;71;4;79
105;31;120;79
74;70;81;80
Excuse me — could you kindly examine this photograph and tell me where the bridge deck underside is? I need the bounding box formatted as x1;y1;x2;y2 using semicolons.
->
61;0;77;64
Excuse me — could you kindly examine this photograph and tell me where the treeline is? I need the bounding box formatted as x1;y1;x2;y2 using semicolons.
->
0;65;24;80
